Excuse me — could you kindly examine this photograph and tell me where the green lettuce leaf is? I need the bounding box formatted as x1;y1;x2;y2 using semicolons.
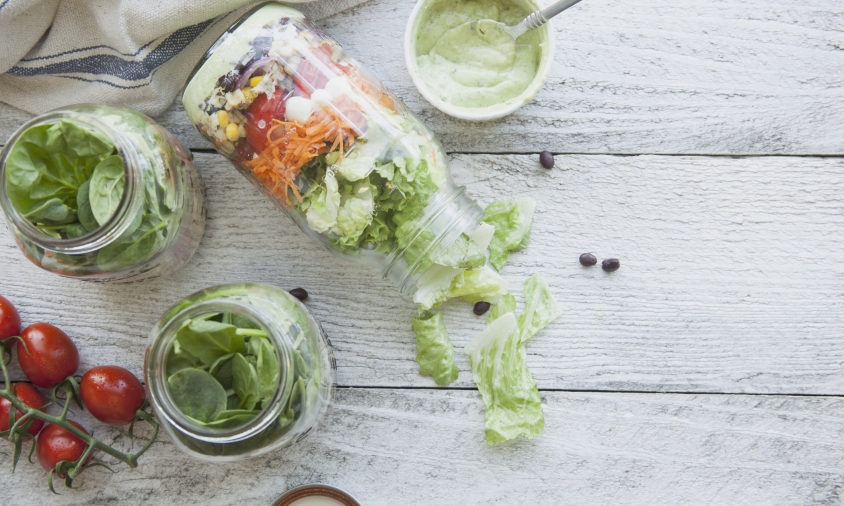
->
482;198;536;271
465;312;544;444
487;292;517;324
518;274;561;344
435;233;486;270
305;170;341;233
332;182;374;244
448;265;508;304
411;311;458;386
414;264;463;310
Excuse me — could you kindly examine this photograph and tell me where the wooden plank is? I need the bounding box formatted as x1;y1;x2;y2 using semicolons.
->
3;389;844;505
3;0;842;154
2;153;842;394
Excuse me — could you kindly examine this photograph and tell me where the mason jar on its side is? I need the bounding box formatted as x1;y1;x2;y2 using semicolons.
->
145;283;335;462
0;105;205;282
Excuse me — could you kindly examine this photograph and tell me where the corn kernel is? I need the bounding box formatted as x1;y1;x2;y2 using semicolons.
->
225;123;239;142
216;110;230;128
249;75;264;88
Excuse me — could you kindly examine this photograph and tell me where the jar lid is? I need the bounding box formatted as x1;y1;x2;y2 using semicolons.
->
272;484;360;506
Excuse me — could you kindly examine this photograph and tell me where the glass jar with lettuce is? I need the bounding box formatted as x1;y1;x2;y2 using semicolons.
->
0;105;205;282
145;282;334;461
183;2;502;298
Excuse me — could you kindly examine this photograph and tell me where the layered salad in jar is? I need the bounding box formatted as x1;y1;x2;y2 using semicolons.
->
183;4;497;295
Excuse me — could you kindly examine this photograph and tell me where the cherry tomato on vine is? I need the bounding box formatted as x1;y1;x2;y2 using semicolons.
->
80;366;145;425
0;295;21;341
17;323;79;389
36;420;92;473
0;383;46;438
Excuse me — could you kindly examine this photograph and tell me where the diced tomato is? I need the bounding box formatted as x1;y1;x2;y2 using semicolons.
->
292;57;329;98
244;88;289;154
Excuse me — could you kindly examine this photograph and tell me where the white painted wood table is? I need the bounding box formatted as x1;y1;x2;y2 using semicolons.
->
2;0;844;504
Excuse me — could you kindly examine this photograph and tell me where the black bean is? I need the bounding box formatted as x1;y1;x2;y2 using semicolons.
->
602;258;621;272
289;288;309;301
539;151;555;169
579;253;598;266
473;301;491;316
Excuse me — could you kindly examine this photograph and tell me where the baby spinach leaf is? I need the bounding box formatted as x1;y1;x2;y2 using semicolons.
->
89;155;125;226
46;120;114;158
204;411;260;430
23;197;76;224
255;338;279;400
76;180;99;232
167;368;227;423
232;353;260;411
214;358;235;390
96;217;167;266
175;319;245;365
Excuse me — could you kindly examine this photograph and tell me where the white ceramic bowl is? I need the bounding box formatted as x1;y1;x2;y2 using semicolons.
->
404;0;556;122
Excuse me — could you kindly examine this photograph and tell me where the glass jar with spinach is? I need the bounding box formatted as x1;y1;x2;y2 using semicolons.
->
0;105;205;282
145;283;335;461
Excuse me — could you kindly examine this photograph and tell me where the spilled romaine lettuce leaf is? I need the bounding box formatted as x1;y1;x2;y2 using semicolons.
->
487;292;517;324
411;310;458;385
465;312;544;444
435;233;486;270
467;222;495;251
482;198;536;271
448;265;508;304
518;274;561;344
414;264;463;310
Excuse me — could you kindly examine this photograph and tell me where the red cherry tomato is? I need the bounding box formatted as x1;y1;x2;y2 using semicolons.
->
243;88;290;155
0;383;46;438
36;420;92;473
80;366;145;426
17;323;79;389
0;295;21;341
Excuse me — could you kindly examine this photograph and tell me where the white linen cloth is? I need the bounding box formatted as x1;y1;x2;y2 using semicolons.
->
0;0;370;116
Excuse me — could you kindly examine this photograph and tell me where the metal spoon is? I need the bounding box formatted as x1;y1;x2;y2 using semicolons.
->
502;0;584;40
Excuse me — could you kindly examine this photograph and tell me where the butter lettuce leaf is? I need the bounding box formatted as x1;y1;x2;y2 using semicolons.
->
482;198;536;271
465;312;544;444
518;274;561;344
412;311;458;386
333;182;374;245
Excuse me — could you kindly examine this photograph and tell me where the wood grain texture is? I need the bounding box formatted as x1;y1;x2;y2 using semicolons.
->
2;153;842;393
3;0;842;154
2;389;843;506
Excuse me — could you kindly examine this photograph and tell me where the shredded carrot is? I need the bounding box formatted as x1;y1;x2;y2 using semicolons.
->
245;97;364;207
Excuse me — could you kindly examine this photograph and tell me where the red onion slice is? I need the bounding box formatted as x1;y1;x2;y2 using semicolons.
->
235;57;273;89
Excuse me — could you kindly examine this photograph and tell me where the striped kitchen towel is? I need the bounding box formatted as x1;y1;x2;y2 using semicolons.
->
0;0;371;116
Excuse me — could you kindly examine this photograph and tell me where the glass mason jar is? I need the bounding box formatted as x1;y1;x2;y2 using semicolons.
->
183;3;484;296
0;105;205;282
145;282;335;462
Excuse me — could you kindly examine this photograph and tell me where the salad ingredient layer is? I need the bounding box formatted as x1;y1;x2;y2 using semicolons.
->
184;6;464;271
0;295;158;491
414;0;542;108
166;312;280;428
4;119;124;240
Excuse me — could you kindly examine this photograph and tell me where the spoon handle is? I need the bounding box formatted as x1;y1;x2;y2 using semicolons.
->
524;0;583;30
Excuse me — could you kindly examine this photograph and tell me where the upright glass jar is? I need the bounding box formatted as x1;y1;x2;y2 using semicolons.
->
183;3;485;296
0;105;205;282
145;283;334;462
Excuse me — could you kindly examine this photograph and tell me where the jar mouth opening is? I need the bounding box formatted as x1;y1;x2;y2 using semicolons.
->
148;299;293;443
0;108;138;253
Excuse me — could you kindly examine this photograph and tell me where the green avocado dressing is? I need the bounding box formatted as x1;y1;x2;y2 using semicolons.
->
415;0;542;109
